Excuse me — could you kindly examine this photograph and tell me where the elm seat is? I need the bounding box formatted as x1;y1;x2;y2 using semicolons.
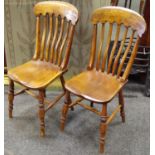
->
65;70;127;103
8;60;63;89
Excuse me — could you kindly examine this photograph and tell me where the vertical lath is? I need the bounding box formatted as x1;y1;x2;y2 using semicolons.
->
117;30;135;78
96;23;105;70
54;18;65;64
112;27;128;75
61;25;75;69
101;23;113;72
107;24;121;73
33;16;41;60
45;15;53;61
122;36;140;80
50;16;59;62
58;22;70;66
40;15;47;60
88;24;97;70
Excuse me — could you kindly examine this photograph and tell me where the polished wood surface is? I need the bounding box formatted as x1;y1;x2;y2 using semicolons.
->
8;1;79;136
8;60;64;89
91;7;146;37
65;70;127;103
34;1;78;25
60;6;146;153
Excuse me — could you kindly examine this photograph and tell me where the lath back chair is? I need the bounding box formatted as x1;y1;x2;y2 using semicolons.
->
60;6;146;153
8;1;78;136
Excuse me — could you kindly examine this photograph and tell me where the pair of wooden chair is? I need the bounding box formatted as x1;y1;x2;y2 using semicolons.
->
8;1;146;153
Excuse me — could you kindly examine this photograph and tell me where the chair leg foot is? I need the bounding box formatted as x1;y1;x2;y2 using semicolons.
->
60;91;71;131
38;90;45;137
99;104;107;153
8;79;14;118
119;90;125;123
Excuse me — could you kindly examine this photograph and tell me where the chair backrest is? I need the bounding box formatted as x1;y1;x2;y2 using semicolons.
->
33;1;79;70
87;6;146;81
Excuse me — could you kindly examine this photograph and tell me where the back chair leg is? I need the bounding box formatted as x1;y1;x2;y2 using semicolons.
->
60;90;71;131
119;89;125;123
99;103;107;153
38;89;45;137
8;79;14;118
90;101;94;107
43;89;46;98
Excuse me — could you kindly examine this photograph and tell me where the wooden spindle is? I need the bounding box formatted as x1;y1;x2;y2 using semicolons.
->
45;15;53;61
33;16;40;60
112;27;128;75
96;23;105;70
40;15;47;60
58;22;70;66
117;30;135;78
87;24;97;70
101;23;113;72
50;16;59;62
61;25;75;69
122;36;140;80
54;18;65;64
107;24;121;73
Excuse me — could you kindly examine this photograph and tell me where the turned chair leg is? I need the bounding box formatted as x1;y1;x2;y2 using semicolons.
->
60;76;74;111
60;90;71;131
8;79;14;118
99;103;107;153
38;90;45;137
119;89;125;123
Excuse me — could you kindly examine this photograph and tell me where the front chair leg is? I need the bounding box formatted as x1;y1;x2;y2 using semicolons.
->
8;79;14;118
38;89;45;137
60;90;71;131
119;89;125;123
99;103;107;153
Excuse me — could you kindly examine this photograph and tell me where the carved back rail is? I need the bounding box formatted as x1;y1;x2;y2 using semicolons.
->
33;1;78;70
87;7;146;80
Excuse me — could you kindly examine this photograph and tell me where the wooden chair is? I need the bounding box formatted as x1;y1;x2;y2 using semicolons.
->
60;6;146;153
8;1;78;136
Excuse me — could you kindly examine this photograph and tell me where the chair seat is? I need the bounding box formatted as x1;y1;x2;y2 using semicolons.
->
65;70;127;103
8;60;63;89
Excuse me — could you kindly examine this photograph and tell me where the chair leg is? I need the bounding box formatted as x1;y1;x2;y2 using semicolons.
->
43;89;46;98
8;79;14;118
60;75;74;111
99;103;107;153
60;90;71;131
119;89;125;123
90;101;94;107
38;90;45;137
